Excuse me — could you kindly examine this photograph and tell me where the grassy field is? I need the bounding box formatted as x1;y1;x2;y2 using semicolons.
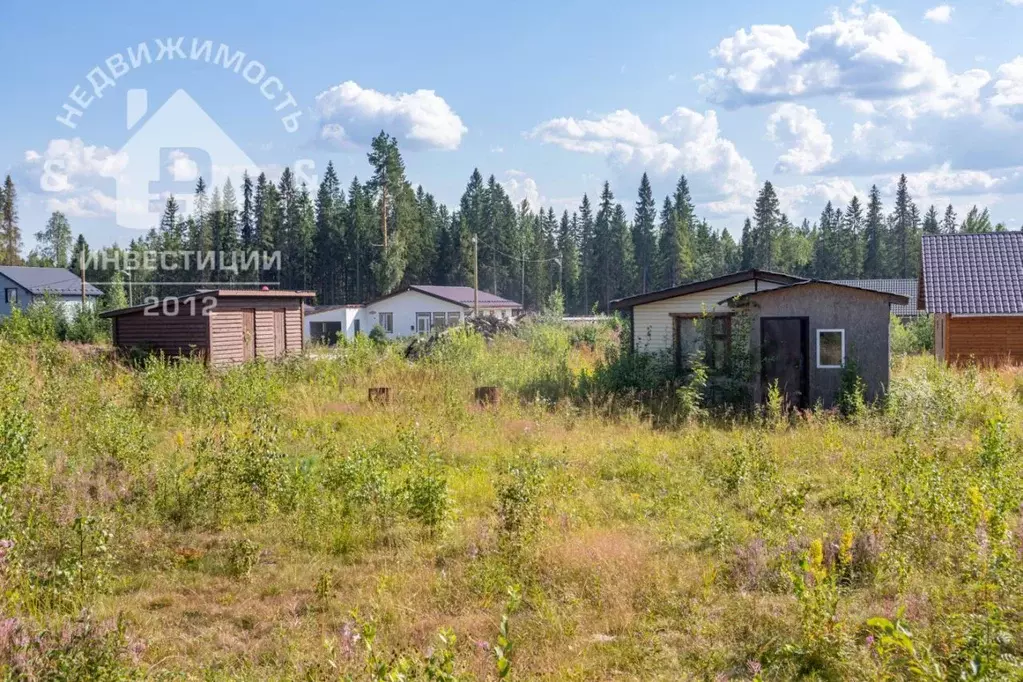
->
0;323;1022;680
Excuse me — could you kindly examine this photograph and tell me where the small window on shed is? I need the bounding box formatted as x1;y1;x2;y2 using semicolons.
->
817;329;845;369
5;288;17;305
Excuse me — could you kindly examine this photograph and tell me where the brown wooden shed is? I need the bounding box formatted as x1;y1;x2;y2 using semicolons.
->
101;289;315;366
920;233;1023;366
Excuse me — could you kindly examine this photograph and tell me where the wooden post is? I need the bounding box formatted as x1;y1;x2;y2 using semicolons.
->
472;234;479;318
475;386;500;406
79;252;86;306
368;387;391;404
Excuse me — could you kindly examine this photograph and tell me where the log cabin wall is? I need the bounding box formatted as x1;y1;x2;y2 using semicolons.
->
946;315;1023;366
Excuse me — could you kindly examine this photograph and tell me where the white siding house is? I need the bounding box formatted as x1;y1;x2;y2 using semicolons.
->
612;270;805;355
306;285;522;343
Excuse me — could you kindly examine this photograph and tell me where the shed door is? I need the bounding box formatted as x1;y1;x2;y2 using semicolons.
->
273;309;286;357
761;317;809;409
242;309;256;361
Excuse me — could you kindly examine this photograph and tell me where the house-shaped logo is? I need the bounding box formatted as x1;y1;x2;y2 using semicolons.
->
104;89;260;230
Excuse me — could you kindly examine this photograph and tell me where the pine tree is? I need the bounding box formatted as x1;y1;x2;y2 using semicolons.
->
366;132;409;295
633;173;657;293
863;185;885;278
1;175;22;265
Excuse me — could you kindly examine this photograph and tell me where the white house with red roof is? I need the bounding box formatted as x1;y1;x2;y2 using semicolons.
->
304;285;522;344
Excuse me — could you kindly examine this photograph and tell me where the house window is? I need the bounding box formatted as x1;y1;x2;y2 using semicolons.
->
354;319;361;336
5;288;17;305
817;329;845;368
416;313;431;334
706;316;731;371
675;314;731;371
379;312;393;334
432;312;448;331
447;312;461;326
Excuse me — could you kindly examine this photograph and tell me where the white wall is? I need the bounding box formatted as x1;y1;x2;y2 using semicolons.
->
306;291;520;343
363;290;466;339
305;307;362;343
632;280;784;353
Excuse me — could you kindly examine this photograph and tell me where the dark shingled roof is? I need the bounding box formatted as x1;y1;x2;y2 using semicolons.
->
921;233;1023;315
0;266;102;296
831;279;920;317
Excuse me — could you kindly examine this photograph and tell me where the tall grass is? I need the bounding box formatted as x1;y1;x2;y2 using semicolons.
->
0;324;1021;679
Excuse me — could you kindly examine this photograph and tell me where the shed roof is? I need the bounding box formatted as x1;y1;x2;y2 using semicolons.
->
725;280;909;306
921;233;1023;315
368;285;521;309
610;269;805;310
0;266;102;296
100;289;315;318
830;279;920;317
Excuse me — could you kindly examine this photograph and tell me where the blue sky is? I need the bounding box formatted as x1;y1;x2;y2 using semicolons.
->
2;0;1021;251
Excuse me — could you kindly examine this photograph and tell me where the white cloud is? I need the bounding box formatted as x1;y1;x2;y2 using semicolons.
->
313;81;468;151
766;104;834;174
45;190;147;219
700;9;988;117
776;179;861;218
992;57;1023;108
891;164;1003;198
23;138;128;193
924;5;953;23
527;107;757;207
503;169;543;210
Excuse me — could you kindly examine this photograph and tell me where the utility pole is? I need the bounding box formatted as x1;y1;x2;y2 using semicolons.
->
521;243;525;311
79;251;86;307
472;234;479;318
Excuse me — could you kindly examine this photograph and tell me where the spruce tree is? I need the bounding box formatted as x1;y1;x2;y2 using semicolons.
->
633;173;657;293
890;174;915;278
657;196;682;288
314;162;344;303
923;205;940;235
556;210;580;307
942;205;958;234
751;181;780;269
863;185;885;278
840;196;864;278
740;218;753;270
578;195;595;311
241;172;255;249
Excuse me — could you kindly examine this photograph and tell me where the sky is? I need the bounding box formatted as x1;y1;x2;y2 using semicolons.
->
1;0;1022;252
